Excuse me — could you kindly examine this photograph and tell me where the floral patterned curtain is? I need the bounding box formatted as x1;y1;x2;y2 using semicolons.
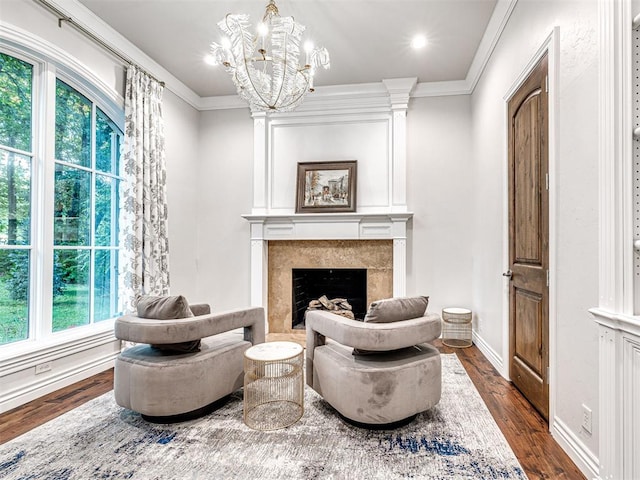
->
119;65;170;314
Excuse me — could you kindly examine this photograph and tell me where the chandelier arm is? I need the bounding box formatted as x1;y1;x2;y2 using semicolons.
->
238;22;272;109
271;30;290;107
271;18;303;109
247;70;272;109
244;67;273;109
276;72;311;110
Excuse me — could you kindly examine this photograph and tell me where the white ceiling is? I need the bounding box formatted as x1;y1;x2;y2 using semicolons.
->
76;0;498;99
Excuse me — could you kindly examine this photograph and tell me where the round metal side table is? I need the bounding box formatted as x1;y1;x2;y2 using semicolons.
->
243;341;304;430
442;307;473;348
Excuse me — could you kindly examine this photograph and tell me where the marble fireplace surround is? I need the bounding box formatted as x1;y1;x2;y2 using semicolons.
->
243;213;412;333
268;239;393;333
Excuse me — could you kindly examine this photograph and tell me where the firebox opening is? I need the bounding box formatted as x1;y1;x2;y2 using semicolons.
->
292;268;367;329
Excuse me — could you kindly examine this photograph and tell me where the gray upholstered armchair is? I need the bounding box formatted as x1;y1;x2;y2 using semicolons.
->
306;296;442;427
114;295;265;422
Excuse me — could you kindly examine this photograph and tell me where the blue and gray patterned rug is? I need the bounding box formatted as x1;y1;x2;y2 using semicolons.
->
0;354;526;479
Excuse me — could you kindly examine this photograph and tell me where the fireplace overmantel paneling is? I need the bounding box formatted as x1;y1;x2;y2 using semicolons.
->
243;79;417;330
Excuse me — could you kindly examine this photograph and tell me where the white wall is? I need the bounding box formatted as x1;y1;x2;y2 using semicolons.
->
194;97;474;315
164;89;201;300
407;95;473;314
470;0;599;473
196;108;254;310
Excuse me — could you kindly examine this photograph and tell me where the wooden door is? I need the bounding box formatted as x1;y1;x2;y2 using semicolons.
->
507;54;549;420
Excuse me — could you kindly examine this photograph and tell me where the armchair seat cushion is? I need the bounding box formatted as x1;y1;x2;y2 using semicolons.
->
311;341;441;425
115;331;248;417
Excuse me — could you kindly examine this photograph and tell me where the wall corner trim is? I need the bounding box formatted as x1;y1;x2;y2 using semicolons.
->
551;416;600;479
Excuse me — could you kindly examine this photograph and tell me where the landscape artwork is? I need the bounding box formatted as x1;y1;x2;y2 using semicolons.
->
296;161;357;213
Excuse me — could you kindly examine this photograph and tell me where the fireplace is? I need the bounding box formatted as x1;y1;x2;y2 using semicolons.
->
292;268;367;329
266;239;394;333
244;212;412;334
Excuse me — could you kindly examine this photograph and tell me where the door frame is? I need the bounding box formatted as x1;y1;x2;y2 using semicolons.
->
502;28;558;429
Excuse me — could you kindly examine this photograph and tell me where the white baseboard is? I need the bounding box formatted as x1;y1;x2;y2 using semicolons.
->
0;353;116;413
551;416;600;479
472;330;506;377
471;330;600;479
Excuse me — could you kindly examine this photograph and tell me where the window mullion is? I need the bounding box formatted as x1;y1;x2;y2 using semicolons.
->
33;62;57;340
90;104;97;325
110;132;118;316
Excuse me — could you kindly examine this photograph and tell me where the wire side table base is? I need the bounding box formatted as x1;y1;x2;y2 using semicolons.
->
243;341;304;430
442;307;473;348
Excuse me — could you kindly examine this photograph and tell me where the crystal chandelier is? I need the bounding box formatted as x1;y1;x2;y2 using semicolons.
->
210;0;330;112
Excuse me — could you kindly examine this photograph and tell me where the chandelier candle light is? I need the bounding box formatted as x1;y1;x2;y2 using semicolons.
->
209;0;330;112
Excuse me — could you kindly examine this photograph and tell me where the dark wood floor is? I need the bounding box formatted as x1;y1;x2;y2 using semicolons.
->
436;341;585;479
0;340;585;479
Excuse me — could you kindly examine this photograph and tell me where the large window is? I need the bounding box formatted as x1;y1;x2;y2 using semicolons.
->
0;51;123;346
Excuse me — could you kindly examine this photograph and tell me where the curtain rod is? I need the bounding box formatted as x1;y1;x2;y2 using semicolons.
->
33;0;165;87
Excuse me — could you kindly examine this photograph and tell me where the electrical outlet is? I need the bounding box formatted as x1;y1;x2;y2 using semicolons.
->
35;362;52;375
581;404;592;434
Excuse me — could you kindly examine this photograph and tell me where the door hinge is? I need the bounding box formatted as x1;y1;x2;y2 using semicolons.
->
546;269;550;287
545;173;549;191
546;366;550;384
545;75;548;93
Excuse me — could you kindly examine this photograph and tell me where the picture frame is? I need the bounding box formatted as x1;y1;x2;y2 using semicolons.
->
295;161;357;213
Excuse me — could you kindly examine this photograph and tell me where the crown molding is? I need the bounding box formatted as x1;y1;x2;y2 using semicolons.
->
465;0;519;92
412;80;472;98
33;0;518;112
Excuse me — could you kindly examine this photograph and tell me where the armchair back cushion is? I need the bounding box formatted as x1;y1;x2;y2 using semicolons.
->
137;295;194;319
136;295;198;353
363;296;429;323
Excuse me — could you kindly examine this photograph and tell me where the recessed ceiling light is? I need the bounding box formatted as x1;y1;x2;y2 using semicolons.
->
204;54;218;66
411;34;428;49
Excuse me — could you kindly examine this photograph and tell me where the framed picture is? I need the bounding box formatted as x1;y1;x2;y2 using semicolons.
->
296;161;357;213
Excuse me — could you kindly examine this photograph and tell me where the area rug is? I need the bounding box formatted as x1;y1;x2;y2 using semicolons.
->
0;355;526;479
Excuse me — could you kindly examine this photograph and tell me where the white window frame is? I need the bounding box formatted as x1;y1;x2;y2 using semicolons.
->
0;40;124;360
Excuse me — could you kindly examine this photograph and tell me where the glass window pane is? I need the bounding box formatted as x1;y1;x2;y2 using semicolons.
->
0;249;29;345
0;149;31;245
54;164;90;246
52;249;90;331
0;53;32;152
55;80;91;167
96;108;120;174
95;174;118;246
94;249;118;321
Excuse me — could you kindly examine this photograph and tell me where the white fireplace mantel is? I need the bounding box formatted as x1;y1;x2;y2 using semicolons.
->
242;212;413;241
